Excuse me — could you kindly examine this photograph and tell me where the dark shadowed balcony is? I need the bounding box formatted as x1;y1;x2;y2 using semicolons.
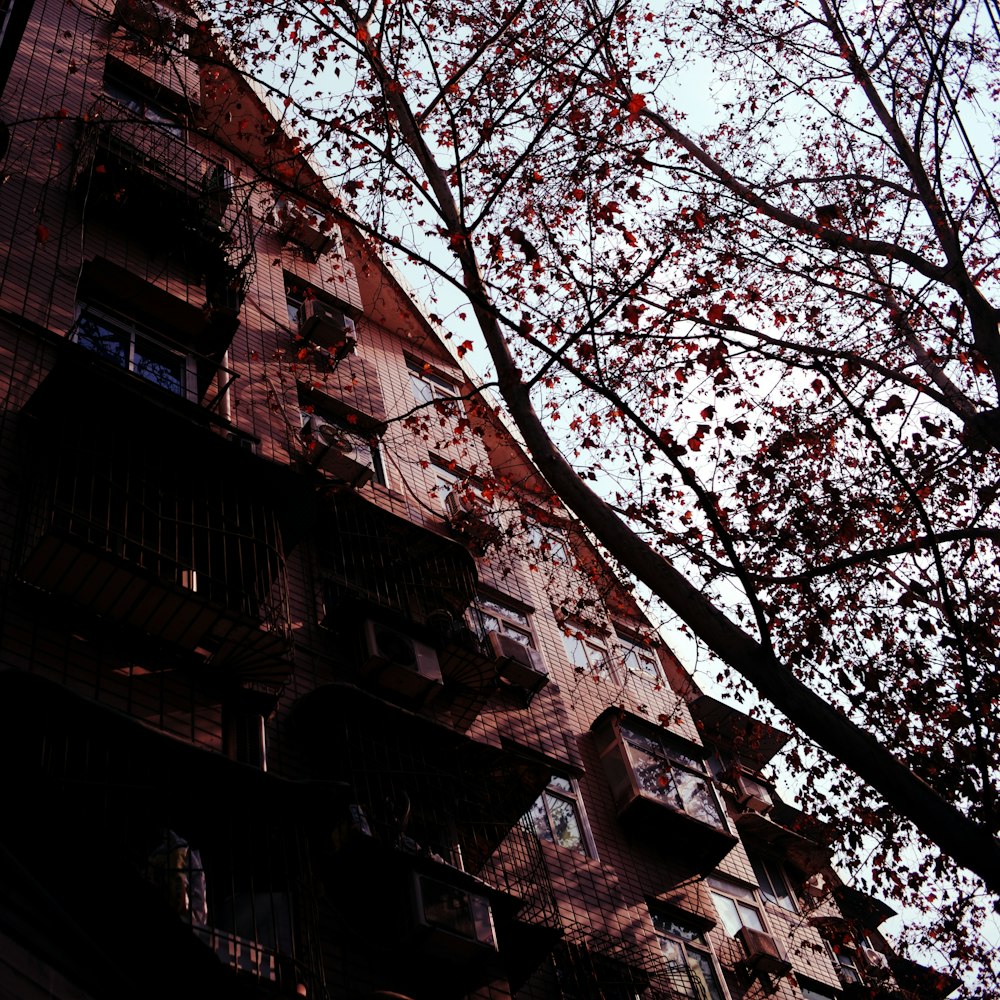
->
17;358;300;691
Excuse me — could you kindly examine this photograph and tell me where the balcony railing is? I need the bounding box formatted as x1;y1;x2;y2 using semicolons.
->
18;379;292;689
294;683;560;996
75;95;257;310
2;673;328;999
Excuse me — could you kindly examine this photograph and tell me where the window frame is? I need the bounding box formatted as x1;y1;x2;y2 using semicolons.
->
469;594;536;649
649;908;729;1000
621;725;730;833
616;630;661;685
525;518;572;566
706;875;769;938
103;70;184;138
750;854;798;913
73;305;196;401
561;628;614;682
529;774;597;858
407;358;459;407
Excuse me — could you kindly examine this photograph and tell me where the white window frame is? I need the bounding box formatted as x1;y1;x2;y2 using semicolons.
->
750;854;798;913
529;775;597;858
561;628;614;682
469;594;536;648
706;875;770;938
525;518;572;565
826;940;863;986
74;305;196;401
408;359;458;407
622;726;730;833
616;631;661;685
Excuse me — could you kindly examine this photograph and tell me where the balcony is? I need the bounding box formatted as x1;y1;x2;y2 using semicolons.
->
553;927;715;1000
293;683;562;997
591;709;738;872
734;801;833;876
0;672;328;999
318;491;498;706
74;95;256;332
17;361;295;690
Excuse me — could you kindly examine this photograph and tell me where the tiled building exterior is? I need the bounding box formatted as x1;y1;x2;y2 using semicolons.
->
0;2;956;1000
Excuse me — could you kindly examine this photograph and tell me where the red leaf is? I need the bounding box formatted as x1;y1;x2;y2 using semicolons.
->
627;92;646;122
457;339;474;357
693;210;706;229
708;303;725;322
35;224;50;244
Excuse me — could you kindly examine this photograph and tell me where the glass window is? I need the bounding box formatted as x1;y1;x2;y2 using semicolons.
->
530;775;591;856
707;876;767;937
526;519;571;565
621;727;728;832
750;855;797;913
408;360;456;406
617;633;660;683
470;595;534;647
74;309;190;399
650;910;726;1000
103;74;182;137
562;630;613;681
827;941;862;985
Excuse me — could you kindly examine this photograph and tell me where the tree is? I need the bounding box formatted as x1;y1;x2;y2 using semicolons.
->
202;0;1000;987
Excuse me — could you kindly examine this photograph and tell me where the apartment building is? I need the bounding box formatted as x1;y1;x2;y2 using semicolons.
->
0;1;958;999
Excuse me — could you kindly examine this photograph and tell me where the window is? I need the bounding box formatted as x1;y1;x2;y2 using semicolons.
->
800;983;839;1000
526;519;571;565
827;941;862;985
562;630;613;682
285;283;305;328
707;876;767;937
103;71;182;137
617;633;660;684
74;307;193;399
408;359;457;407
469;595;535;647
750;855;798;913
650;910;726;1000
529;775;593;856
622;727;729;832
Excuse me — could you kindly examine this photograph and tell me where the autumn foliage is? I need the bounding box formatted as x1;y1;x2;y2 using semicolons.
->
203;0;1000;990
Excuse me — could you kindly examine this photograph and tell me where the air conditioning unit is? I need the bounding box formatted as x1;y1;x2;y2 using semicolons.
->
362;619;443;702
859;946;890;975
488;631;549;696
224;430;259;455
734;770;773;814
274;196;334;256
300;414;373;485
411;873;497;959
736;926;791;976
299;298;357;352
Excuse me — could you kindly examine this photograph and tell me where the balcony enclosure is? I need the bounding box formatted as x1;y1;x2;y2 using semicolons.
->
1;673;328;999
17;360;293;690
293;683;561;998
319;492;497;694
592;709;738;871
73;93;257;339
